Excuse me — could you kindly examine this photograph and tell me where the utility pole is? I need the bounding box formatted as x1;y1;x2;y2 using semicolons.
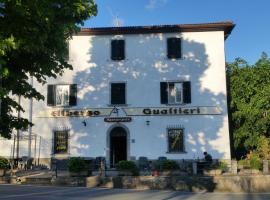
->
28;76;33;159
38;136;41;166
34;134;37;166
16;95;21;167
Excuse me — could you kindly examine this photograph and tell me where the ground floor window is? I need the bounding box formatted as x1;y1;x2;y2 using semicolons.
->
167;128;184;153
53;130;69;154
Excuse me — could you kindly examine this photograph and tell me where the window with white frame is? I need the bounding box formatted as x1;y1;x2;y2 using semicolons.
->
47;84;77;107
160;81;191;104
168;82;183;104
55;85;70;106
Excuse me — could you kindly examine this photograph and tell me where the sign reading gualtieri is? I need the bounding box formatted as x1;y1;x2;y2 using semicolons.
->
37;106;222;118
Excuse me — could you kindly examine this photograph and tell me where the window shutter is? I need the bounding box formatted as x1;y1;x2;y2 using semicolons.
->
160;82;168;104
111;40;125;60
69;84;77;106
47;85;55;106
167;38;181;59
183;81;191;104
111;83;126;104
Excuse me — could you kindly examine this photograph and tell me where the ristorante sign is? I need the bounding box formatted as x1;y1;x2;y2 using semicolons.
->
37;106;222;118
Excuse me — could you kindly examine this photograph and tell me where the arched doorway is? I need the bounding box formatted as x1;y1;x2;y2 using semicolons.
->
109;127;127;168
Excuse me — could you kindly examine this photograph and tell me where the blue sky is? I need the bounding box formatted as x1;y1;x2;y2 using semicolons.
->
83;0;270;64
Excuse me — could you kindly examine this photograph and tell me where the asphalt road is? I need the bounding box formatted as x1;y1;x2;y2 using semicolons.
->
1;185;270;200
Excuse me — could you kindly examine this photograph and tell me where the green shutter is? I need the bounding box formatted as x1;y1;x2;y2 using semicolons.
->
160;82;168;104
183;81;191;104
47;85;55;106
111;40;125;60
69;84;77;106
167;38;181;59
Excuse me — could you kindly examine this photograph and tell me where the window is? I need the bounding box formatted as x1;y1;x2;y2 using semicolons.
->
167;37;181;59
160;81;191;104
111;83;126;105
167;128;184;153
47;84;77;106
111;39;125;60
53;130;69;154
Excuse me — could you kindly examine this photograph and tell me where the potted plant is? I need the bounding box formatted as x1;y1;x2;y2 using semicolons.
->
156;160;180;176
0;157;9;177
116;160;138;176
203;161;228;176
68;157;88;177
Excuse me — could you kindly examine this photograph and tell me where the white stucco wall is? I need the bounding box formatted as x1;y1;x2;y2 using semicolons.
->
0;30;231;162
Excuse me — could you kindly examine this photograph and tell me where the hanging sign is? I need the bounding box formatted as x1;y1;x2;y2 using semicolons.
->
104;117;132;123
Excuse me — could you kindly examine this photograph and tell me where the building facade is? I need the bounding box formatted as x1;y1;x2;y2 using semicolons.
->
0;22;235;168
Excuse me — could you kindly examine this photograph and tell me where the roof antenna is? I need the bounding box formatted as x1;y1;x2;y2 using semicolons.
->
115;16;121;27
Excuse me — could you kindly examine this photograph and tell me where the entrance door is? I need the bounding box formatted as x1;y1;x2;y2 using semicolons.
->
110;127;127;168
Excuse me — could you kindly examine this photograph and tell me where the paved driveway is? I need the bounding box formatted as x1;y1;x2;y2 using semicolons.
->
1;184;270;200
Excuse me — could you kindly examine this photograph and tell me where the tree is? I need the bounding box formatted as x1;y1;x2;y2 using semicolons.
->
227;53;270;158
0;0;97;138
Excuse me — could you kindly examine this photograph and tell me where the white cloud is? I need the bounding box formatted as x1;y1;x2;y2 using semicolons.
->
145;0;168;10
112;17;124;27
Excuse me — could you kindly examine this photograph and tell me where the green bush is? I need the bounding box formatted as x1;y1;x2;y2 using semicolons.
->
214;161;228;172
116;160;138;176
68;157;87;173
0;157;9;169
250;154;262;170
160;160;179;171
238;152;262;170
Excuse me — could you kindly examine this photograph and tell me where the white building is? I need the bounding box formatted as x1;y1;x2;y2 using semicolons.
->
0;21;235;168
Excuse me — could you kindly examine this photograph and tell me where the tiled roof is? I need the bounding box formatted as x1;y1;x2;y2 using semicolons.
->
77;21;235;39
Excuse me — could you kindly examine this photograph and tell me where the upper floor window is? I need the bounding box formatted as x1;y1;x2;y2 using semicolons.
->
160;81;191;104
167;128;184;153
47;84;77;107
167;37;181;59
110;82;126;105
111;39;125;61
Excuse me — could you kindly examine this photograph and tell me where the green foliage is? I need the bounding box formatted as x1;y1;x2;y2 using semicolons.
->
238;152;262;170
116;160;138;176
68;157;87;173
256;136;270;159
0;0;97;138
213;161;228;172
227;53;270;158
156;160;179;171
0;157;9;169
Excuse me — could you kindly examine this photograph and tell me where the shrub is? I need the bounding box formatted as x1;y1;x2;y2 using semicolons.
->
116;160;138;176
0;157;9;169
160;160;179;171
215;161;228;172
249;153;262;170
68;157;87;173
238;151;262;170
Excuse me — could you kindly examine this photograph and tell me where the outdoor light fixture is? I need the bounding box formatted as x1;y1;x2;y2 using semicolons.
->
146;120;150;126
82;120;87;127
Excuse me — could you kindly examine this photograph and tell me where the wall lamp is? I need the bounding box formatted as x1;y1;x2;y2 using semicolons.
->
82;120;87;127
146;120;150;126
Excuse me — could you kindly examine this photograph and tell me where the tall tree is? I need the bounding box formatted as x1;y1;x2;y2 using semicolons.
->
227;53;270;158
0;0;97;138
